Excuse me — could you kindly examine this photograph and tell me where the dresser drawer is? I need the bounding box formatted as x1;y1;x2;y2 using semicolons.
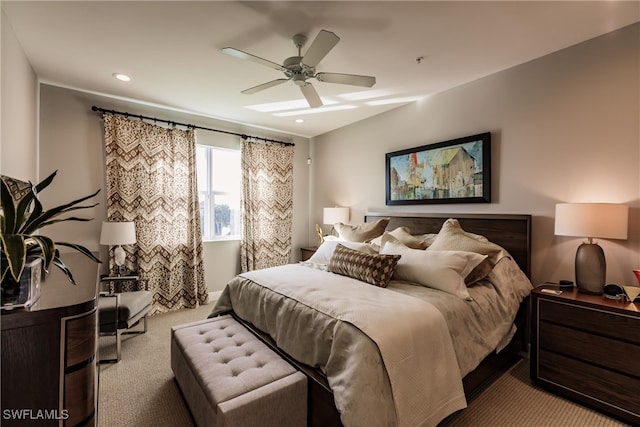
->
65;310;97;368
538;298;640;344
539;350;640;421
539;322;640;378
65;360;96;426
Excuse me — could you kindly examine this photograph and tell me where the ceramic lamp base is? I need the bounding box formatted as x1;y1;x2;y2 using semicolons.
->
575;242;606;294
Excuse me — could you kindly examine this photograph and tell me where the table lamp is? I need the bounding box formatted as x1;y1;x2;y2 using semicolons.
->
315;207;350;245
554;203;628;294
100;221;137;276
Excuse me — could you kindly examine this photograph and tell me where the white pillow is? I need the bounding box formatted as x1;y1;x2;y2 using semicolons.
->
308;240;377;264
370;227;436;250
334;218;389;242
380;239;487;300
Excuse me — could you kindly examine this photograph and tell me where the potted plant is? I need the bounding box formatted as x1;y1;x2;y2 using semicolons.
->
1;171;102;307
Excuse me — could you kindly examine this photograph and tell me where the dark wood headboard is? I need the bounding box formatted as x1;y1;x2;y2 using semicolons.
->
365;212;532;278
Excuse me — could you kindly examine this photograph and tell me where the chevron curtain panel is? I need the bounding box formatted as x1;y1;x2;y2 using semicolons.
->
103;115;208;314
240;138;294;272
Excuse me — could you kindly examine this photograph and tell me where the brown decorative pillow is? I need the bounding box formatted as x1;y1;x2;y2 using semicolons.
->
334;218;390;242
328;243;400;288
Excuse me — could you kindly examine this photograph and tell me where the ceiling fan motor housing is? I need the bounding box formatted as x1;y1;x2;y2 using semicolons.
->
283;56;316;85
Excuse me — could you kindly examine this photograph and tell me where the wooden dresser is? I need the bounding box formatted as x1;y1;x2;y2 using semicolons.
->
531;284;640;425
1;253;100;426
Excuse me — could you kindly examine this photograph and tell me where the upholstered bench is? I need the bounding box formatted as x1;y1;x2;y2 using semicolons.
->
171;315;307;427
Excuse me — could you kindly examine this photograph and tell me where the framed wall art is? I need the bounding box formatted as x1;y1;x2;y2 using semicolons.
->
385;132;491;205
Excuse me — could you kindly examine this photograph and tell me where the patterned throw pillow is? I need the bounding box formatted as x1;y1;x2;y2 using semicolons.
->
328;243;401;288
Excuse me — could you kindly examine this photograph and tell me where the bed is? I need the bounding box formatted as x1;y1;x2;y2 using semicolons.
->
210;212;532;427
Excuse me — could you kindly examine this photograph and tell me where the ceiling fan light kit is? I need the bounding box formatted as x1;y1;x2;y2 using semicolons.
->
223;30;376;108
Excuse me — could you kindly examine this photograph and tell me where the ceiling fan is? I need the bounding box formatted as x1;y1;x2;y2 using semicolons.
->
222;30;376;108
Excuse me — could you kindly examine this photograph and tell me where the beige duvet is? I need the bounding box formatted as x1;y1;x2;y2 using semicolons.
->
210;257;532;427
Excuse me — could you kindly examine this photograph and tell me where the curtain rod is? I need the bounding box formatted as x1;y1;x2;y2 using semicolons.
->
91;106;295;147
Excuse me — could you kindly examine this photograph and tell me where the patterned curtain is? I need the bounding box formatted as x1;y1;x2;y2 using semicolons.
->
240;138;294;272
103;115;208;314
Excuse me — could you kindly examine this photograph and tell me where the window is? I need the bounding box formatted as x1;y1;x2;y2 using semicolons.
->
196;145;241;241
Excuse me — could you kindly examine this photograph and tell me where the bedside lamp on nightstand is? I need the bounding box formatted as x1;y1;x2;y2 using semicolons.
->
100;221;137;276
554;203;628;294
317;207;350;245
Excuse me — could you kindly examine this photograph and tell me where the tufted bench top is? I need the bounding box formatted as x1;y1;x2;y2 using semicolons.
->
172;315;299;407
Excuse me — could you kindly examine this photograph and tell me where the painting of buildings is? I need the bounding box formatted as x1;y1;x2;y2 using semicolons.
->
387;137;488;203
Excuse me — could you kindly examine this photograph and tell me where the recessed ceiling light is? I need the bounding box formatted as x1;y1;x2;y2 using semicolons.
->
112;73;131;82
295;119;304;123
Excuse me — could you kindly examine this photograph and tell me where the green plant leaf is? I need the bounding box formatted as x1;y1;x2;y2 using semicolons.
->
1;233;26;282
29;235;56;273
21;188;43;233
14;171;56;233
21;188;101;234
52;253;77;285
56;242;102;263
33;170;57;194
0;179;17;233
38;214;97;229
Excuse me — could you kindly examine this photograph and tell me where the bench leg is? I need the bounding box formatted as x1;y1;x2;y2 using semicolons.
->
122;315;148;336
99;328;122;364
99;315;147;363
99;294;121;364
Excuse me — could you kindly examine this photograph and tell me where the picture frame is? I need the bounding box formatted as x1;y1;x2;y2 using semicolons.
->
385;132;491;205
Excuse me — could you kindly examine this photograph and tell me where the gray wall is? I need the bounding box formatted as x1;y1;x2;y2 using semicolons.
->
1;10;38;182
311;23;640;287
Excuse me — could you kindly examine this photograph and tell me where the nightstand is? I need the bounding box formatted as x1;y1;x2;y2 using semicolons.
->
531;284;640;425
300;247;318;261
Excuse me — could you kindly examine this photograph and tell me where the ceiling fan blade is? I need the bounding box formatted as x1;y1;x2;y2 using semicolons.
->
315;72;376;87
300;83;323;108
222;47;286;72
302;30;340;67
241;79;290;95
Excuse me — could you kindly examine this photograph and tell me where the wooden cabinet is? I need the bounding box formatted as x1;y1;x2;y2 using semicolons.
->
300;247;318;261
531;285;640;425
1;254;99;426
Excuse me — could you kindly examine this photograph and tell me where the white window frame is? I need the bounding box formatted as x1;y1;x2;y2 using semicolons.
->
197;145;241;242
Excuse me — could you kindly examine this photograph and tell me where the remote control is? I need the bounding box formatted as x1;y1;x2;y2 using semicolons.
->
541;289;562;295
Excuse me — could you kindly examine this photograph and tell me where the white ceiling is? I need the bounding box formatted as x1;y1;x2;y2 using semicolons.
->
3;1;639;138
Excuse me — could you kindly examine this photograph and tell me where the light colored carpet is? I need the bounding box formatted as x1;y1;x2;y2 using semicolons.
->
98;303;212;427
440;360;627;427
99;304;628;427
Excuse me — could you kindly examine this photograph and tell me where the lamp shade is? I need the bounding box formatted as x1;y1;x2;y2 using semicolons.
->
100;221;137;246
323;207;350;225
554;203;628;240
